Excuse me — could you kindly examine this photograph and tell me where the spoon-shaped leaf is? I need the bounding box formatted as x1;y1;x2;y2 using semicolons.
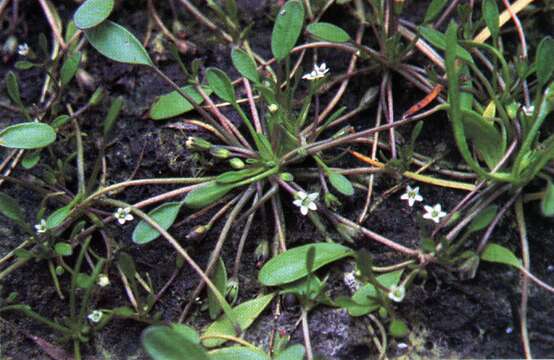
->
74;0;115;29
142;325;209;360
231;48;260;83
84;20;152;66
132;202;182;244
184;181;236;209
202;293;274;347
0;192;25;223
0;123;56;149
208;346;270;360
258;243;353;286
328;172;354;196
46;204;72;229
274;344;305;360
536;36;554;87
206;68;236;103
307;22;350;43
480;243;522;269
271;0;305;62
542;180;554;217
149;86;211;120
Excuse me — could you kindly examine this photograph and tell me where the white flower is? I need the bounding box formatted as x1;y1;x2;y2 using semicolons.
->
293;191;318;215
388;285;406;303
35;219;47;234
522;105;535;117
87;310;103;323
17;43;29;56
423;204;447;223
114;207;133;225
97;274;110;287
400;185;423;207
302;63;329;81
268;103;279;113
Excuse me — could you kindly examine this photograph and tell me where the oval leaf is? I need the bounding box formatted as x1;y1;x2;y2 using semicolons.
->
208;258;228;320
423;0;448;23
150;86;211;120
54;242;73;257
482;0;499;39
307;22;350;43
46;204;72;229
328;172;354;196
60;51;82;86
132;202;182;244
259;243;353;286
209;346;270;360
389;319;409;338
231;48;260;83
203;293;275;348
536;36;554;86
0;122;56;149
22;151;41;169
418;26;473;63
142;325;209;360
481;243;522;269
274;344;305;360
271;0;305;62
467;205;498;232
0;193;25;222
184;182;236;209
541;180;554;216
84;20;152;66
74;0;115;29
206;68;236;103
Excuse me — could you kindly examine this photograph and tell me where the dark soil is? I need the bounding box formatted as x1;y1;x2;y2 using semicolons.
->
1;1;554;359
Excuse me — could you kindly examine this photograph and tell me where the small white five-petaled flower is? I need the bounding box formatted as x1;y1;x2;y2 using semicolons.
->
87;310;103;323
35;219;47;234
302;63;329;81
423;204;447;223
388;285;406;303
293;191;318;216
114;207;133;225
17;43;29;56
97;274;110;287
522;105;535;117
400;185;423;207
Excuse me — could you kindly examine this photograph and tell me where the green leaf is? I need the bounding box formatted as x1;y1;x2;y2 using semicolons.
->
306;22;350;43
481;243;522;268
54;242;73;257
418;26;474;63
541;180;554;216
84;20;153;66
103;96;124;137
60;51;82;86
274;344;305;360
149;86;211;120
271;0;305;62
389;319;409;338
74;0;115;30
0;122;56;149
22;151;41;169
535;36;554;86
14;248;33;260
142;325;209;360
132;202;182;244
184;181;236;209
5;71;22;106
482;0;500;39
46;204;72;229
76;273;94;289
258;243;353;286
0;193;25;222
423;0;448;23
202;293;275;348
15;61;34;70
231;48;260;83
206;68;236;103
51;115;72;129
208;258;228;320
467;205;498;232
208;346;270;360
216;168;263;184
328;172;354;196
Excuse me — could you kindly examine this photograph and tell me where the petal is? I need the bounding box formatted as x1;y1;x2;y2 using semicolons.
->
308;202;317;211
293;199;303;207
125;214;134;221
297;191;307;200
300;206;308;216
422;212;433;220
433;204;442;212
431;216;440;223
408;198;415;207
400;193;409;200
439;211;447;218
423;205;433;213
117;218;126;225
414;195;423;202
308;193;319;201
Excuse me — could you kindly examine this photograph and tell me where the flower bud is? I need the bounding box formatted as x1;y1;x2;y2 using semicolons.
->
226;278;239;305
186;136;212;151
229;157;245;169
210;146;231;159
268;103;279;113
186;224;210;241
254;240;269;267
88;87;105;106
279;172;294;182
